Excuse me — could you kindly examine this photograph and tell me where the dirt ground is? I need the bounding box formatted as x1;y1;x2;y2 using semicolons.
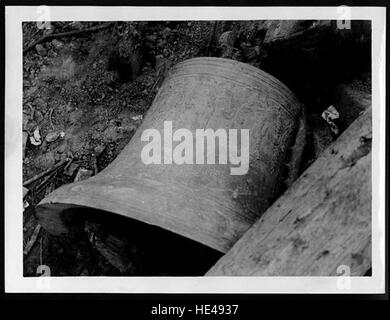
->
22;20;371;276
22;21;226;276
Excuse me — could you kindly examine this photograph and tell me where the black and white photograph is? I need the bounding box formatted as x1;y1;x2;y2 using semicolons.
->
4;5;386;295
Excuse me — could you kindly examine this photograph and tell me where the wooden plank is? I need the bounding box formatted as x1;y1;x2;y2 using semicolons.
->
206;108;372;276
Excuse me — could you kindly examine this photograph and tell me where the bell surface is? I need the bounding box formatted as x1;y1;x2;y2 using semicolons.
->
36;57;304;253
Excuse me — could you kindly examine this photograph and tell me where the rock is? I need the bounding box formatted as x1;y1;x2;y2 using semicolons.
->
56;141;68;154
219;31;236;47
35;152;56;169
74;168;93;182
51;39;64;49
35;44;47;56
162;27;172;39
219;31;236;58
103;126;123;142
64;163;79;176
45;131;60;143
94;145;106;156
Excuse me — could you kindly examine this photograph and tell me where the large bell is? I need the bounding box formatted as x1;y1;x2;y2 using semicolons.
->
36;57;304;253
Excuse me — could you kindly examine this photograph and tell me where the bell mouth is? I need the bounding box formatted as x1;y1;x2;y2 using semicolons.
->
35;203;222;276
35;176;254;253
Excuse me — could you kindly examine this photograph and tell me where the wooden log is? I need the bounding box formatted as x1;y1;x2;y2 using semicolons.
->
206;108;372;276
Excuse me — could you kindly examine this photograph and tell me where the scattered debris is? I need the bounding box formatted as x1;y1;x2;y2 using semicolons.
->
23;224;42;256
322;105;340;135
23;158;70;186
29;127;42;146
34;170;57;195
131;115;143;121
43;182;56;197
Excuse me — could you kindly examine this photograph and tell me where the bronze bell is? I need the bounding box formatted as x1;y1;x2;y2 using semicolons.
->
36;57;305;254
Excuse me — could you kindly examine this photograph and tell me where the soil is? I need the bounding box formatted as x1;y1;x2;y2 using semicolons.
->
22;21;221;276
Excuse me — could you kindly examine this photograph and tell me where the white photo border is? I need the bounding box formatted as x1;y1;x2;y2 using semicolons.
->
5;6;386;293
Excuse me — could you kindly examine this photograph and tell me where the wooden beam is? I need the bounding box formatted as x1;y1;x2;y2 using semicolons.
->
207;108;372;276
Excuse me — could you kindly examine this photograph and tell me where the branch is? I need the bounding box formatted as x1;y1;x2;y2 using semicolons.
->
23;22;115;53
23;158;70;186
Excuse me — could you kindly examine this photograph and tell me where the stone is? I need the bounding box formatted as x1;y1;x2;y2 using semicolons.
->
64;163;79;176
104;126;123;142
94;145;106;156
162;27;172;39
219;31;236;58
74;168;93;182
56;141;67;154
219;31;236;48
35;44;47;56
45;131;60;143
51;39;64;49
